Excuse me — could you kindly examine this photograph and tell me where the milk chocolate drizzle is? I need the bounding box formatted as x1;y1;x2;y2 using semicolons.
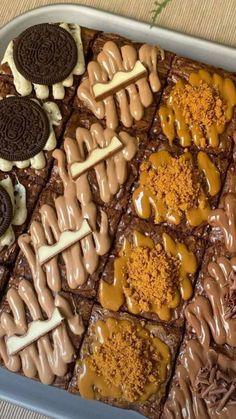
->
77;42;162;129
209;193;236;253
53;123;138;204
18;181;111;292
132;150;220;226
99;230;196;320
159;70;236;148
0;278;84;384
164;340;236;419
185;256;236;348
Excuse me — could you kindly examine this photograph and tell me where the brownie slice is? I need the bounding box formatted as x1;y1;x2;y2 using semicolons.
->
0;266;9;297
0;172;43;265
0;26;98;106
162;337;236;419
150;55;236;157
69;305;181;419
127;138;229;237
74;32;174;133
47;110;146;210
13;183;122;298
98;214;205;327
0;275;93;389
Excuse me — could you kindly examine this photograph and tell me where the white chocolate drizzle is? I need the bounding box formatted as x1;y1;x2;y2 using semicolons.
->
2;23;85;100
0;176;27;251
0;99;61;172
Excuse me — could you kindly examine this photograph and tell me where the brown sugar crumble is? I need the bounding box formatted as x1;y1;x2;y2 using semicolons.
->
87;321;160;402
142;154;200;221
124;244;180;311
172;81;227;142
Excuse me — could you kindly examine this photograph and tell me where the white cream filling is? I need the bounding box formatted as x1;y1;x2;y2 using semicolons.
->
0;99;61;172
0;176;27;250
1;23;85;100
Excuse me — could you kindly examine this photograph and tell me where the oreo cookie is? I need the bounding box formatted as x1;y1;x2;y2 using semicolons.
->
0;185;13;236
0;97;50;161
13;23;78;85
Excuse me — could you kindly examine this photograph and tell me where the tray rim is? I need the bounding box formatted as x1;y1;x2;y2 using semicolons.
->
0;3;236;419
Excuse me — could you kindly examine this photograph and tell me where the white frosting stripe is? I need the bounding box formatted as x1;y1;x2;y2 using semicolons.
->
70;136;123;179
6;308;64;356
92;60;147;101
37;219;92;265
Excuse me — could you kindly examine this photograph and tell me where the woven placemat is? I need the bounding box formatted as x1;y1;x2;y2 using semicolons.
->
0;1;235;418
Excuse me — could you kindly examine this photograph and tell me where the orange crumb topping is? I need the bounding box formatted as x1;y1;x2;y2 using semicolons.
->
141;155;200;221
124;244;180;311
172;82;227;139
87;321;160;402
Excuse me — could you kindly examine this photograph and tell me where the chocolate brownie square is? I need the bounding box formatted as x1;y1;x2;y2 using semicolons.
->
69;305;181;419
150;56;236;157
74;32;174;133
0;25;98;105
0;275;93;389
163;337;236;419
208;163;236;248
13;184;122;298
0;171;43;265
47;110;146;210
127;138;229;237
0;266;9;297
98;214;205;327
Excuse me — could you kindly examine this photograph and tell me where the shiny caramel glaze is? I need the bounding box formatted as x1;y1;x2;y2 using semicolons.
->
77;317;170;401
77;41;162;129
132;150;220;227
159;70;236;149
99;230;196;320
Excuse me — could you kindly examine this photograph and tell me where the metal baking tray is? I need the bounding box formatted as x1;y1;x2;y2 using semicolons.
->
0;4;235;418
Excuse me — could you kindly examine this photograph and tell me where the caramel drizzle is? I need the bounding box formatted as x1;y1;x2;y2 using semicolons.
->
78;317;170;400
132;150;220;226
77;41;162;129
159;70;236;148
209;193;236;253
53;123;138;204
99;230;196;320
185;256;236;349
0;278;84;384
18;181;111;292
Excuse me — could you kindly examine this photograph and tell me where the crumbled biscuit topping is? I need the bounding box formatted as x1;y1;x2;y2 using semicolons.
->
141;154;200;221
172;82;226;145
88;321;160;402
124;244;180;311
